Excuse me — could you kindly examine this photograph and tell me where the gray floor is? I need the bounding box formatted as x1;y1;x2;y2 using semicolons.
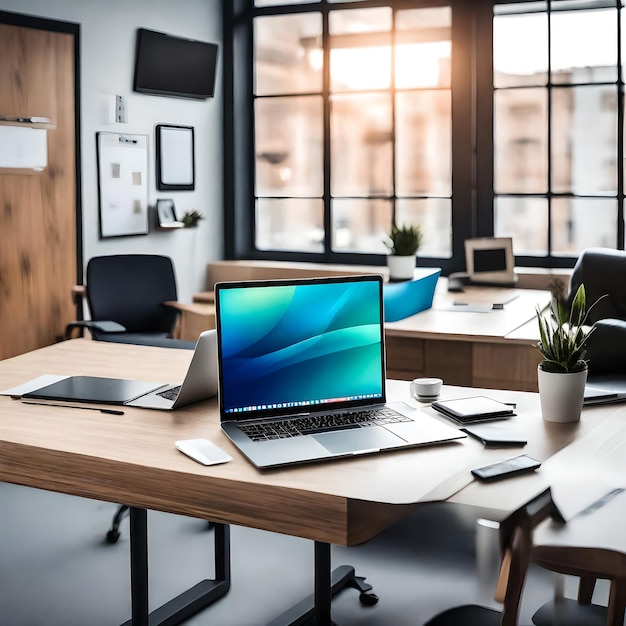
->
0;482;607;626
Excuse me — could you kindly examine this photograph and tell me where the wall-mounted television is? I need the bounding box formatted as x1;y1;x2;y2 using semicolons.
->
133;28;218;100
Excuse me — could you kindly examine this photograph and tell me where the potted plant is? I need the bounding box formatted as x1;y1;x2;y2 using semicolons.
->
181;209;204;228
384;223;423;281
535;284;598;422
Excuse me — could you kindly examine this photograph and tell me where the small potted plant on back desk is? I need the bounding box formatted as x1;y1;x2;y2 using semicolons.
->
535;284;601;422
384;223;423;281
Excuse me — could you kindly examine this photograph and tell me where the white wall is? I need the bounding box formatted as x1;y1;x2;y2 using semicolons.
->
0;0;223;302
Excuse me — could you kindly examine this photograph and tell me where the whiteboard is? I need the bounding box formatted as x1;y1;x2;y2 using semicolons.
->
97;132;149;238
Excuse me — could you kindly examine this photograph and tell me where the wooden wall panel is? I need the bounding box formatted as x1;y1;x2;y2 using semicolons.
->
0;24;76;359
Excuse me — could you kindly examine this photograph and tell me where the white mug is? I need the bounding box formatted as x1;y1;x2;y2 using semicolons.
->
410;377;443;401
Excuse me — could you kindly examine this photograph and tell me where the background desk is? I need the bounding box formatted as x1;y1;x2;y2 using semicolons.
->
190;278;550;392
386;281;549;391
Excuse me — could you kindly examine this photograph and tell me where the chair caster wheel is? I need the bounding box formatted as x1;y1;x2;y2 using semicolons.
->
359;592;379;606
106;529;120;544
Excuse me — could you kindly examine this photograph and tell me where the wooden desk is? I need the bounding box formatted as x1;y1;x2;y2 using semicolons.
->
385;281;549;391
2;340;621;624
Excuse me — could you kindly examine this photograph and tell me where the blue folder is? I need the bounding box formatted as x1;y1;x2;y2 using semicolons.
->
383;268;441;322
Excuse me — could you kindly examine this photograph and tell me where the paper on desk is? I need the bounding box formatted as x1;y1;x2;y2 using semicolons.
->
443;303;504;313
0;374;68;397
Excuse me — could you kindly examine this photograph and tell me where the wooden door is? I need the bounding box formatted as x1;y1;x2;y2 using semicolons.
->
0;19;78;359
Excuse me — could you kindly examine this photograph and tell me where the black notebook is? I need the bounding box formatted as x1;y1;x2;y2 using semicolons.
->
431;396;515;424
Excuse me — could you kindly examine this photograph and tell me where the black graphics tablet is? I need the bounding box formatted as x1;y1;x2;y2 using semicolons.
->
23;376;164;405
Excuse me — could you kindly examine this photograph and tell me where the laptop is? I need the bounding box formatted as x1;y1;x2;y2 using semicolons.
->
215;274;465;469
24;329;218;410
125;329;218;409
583;376;626;406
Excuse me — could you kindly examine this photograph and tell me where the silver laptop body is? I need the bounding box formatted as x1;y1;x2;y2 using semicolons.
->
215;275;464;468
125;329;218;410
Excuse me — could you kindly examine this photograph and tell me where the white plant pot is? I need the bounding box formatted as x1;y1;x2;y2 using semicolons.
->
387;255;416;281
537;364;587;423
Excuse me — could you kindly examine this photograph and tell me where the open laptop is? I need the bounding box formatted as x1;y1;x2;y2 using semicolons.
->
125;329;218;409
215;274;465;469
584;376;626;406
24;329;218;410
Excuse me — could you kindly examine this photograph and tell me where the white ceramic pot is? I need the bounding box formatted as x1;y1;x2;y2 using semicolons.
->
537;364;587;423
387;255;416;281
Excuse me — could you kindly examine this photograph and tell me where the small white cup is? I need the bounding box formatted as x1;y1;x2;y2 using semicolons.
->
410;377;443;402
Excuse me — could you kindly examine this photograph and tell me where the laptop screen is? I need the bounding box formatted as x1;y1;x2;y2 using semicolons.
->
215;274;386;421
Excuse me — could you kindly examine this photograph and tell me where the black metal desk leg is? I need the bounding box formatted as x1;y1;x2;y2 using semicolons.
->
314;541;332;626
266;540;377;626
122;511;231;626
129;507;149;626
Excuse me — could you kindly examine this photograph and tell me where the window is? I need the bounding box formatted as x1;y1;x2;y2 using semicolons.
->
224;1;625;271
235;1;454;265
493;0;623;259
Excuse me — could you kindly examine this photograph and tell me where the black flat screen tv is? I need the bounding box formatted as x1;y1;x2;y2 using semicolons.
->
133;28;218;99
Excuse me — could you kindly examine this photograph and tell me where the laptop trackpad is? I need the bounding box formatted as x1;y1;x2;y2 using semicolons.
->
313;427;402;454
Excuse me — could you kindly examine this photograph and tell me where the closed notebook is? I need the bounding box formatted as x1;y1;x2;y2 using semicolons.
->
431;396;515;424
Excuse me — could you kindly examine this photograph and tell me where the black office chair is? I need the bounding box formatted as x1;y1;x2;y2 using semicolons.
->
65;254;199;542
566;247;626;381
66;254;195;349
424;488;565;626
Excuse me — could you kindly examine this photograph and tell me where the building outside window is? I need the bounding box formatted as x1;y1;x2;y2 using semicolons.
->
224;0;625;271
493;0;623;259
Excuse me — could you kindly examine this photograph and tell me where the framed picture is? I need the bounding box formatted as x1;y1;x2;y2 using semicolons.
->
464;237;516;285
156;198;183;229
155;124;194;191
96;132;149;238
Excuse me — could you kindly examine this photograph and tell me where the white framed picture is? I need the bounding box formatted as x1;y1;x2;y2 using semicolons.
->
155;124;194;191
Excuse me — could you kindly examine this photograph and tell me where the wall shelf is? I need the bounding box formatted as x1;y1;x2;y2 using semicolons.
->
0;116;55;129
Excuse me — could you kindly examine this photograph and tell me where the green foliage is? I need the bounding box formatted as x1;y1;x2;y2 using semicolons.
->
535;284;600;373
182;210;204;227
384;223;423;256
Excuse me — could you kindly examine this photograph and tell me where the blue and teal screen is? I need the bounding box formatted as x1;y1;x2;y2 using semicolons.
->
217;278;384;417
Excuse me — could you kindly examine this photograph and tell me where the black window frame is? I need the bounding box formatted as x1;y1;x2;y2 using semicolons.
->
223;0;625;274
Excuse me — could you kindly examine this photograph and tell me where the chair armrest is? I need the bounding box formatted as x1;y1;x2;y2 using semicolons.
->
71;284;86;305
164;301;215;341
164;300;201;313
65;320;126;339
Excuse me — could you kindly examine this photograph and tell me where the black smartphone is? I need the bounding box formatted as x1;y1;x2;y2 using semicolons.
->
471;454;541;482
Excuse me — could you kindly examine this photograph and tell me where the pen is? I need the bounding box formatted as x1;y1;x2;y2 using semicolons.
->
18;400;124;415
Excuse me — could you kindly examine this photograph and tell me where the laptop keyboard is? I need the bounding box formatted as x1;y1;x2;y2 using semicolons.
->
239;407;412;442
157;385;181;401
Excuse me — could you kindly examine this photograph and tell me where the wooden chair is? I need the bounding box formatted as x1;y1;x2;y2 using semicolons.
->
425;488;565;626
531;487;626;626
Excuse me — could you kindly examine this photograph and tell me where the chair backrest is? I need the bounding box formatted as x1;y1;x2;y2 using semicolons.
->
86;254;179;334
495;488;566;626
567;247;626;323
